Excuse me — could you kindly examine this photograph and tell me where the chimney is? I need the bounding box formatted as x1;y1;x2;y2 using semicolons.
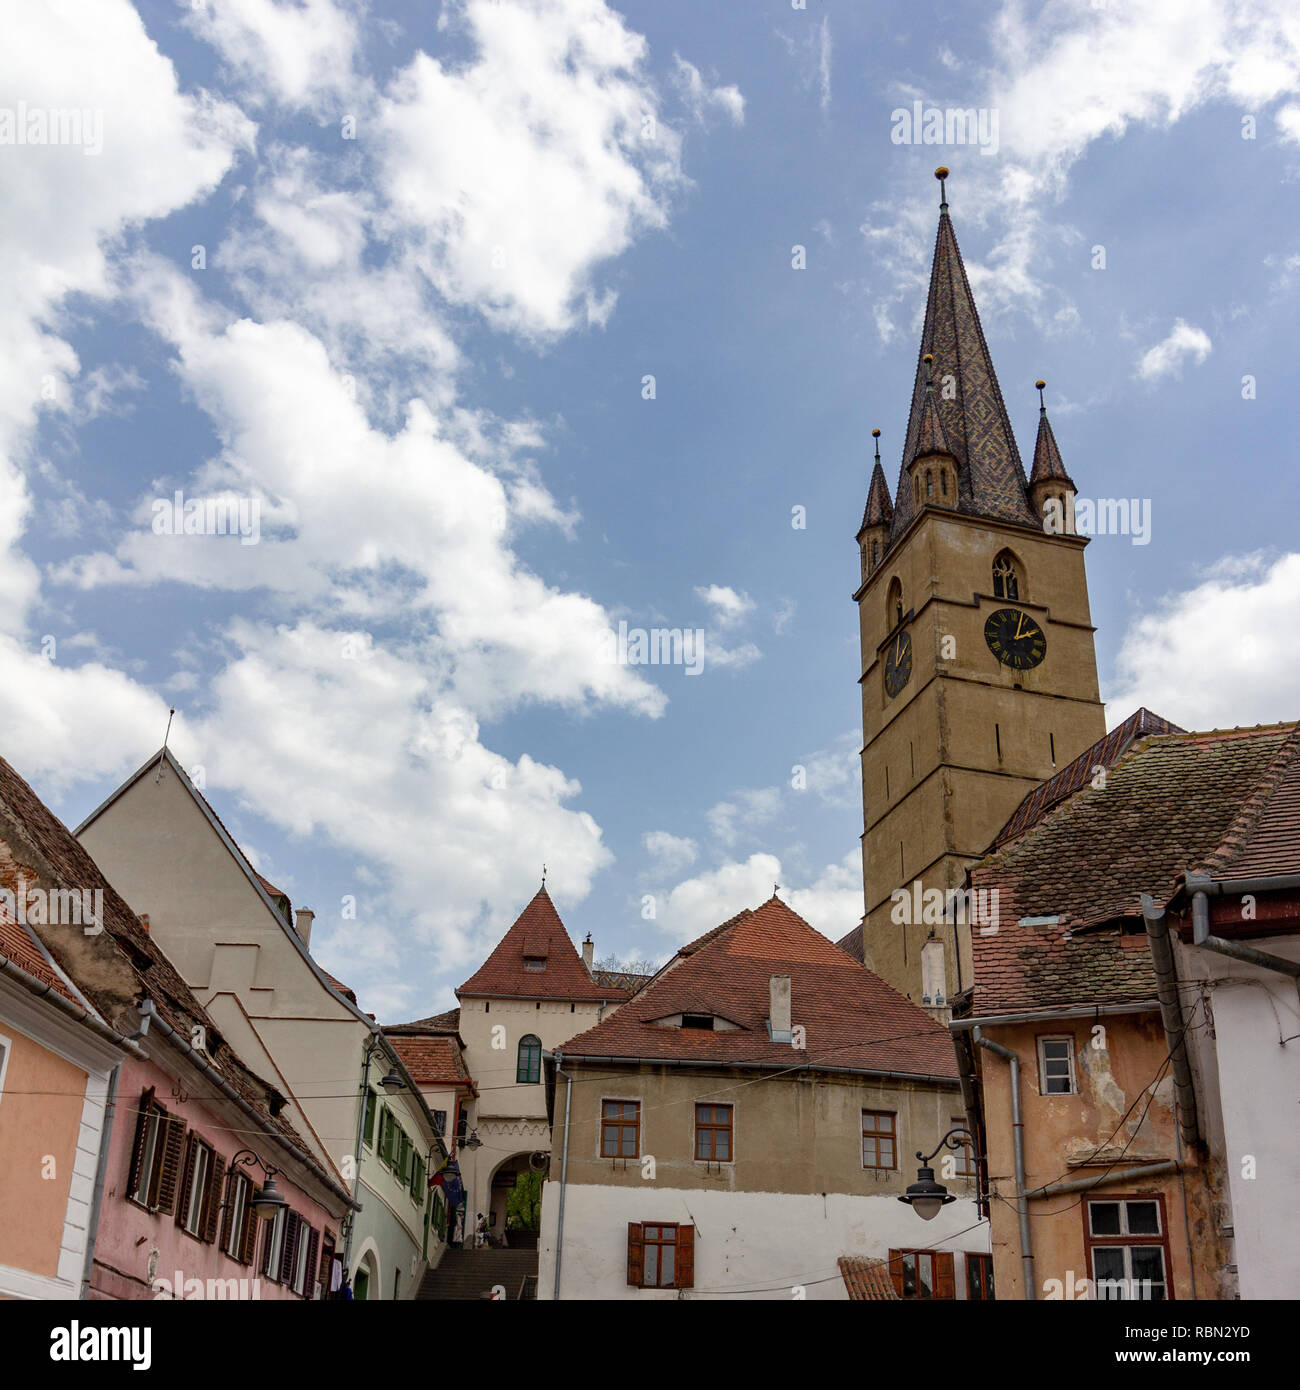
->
769;974;791;1042
921;936;948;1016
582;934;594;972
295;908;315;949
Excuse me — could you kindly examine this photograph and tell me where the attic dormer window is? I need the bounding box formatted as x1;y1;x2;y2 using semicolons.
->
681;1014;714;1030
523;956;547;972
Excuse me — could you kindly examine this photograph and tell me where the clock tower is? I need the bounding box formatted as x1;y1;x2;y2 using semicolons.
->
850;170;1106;1004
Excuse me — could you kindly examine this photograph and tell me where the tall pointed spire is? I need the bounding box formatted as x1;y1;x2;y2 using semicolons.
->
889;168;1037;544
858;428;893;535
1029;380;1074;486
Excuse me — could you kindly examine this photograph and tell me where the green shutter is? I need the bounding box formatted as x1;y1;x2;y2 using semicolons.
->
363;1089;376;1148
378;1108;392;1164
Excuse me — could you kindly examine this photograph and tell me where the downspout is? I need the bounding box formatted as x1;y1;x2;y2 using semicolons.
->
1140;895;1200;1149
1185;873;1300;997
342;1042;376;1277
973;1027;1034;1300
80;1063;120;1299
552;1048;573;1302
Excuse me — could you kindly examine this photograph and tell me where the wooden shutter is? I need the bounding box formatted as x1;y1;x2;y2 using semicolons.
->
626;1222;644;1286
934;1251;956;1300
126;1087;155;1199
363;1090;376;1147
320;1234;335;1291
279;1210;300;1285
219;1172;236;1253
175;1135;198;1227
305;1226;320;1298
240;1188;259;1266
675;1225;695;1289
202;1152;226;1244
155;1112;188;1214
887;1250;906;1299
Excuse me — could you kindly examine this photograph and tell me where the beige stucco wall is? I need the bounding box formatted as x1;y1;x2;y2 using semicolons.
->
857;510;1107;1002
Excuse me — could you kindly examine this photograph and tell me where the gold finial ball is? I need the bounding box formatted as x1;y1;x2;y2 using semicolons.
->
871;428;881;438
934;166;949;180
1035;379;1046;390
923;353;934;364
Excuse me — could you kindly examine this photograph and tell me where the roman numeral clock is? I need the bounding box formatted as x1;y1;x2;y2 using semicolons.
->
983;607;1047;671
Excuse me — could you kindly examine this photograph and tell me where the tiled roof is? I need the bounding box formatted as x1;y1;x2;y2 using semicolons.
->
385;1032;471;1085
590;969;652;995
835;921;865;964
1029;405;1073;486
458;887;629;1002
995;708;1185;847
0;905;82;1007
970;724;1297;1015
857;460;894;537
1200;726;1300;880
913;382;952;461
254;870;290;906
0;752;323;1172
838;1255;899;1301
887;196;1038;549
321;970;357;1005
559;897;957;1078
390;1006;461;1034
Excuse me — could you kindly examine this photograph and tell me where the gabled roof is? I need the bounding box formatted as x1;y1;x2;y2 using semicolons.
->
0;751;332;1181
384;1032;472;1087
838;1255;900;1301
559;897;957;1078
389;1006;461;1035
1029;404;1073;487
970;723;1298;1015
835;920;865;965
888;193;1038;547
458;886;629;1002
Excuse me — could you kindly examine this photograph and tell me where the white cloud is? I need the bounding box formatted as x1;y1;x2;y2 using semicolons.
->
1106;552;1300;729
706;787;782;847
672;54;745;125
643;830;698;875
695;583;754;627
1137;318;1213;381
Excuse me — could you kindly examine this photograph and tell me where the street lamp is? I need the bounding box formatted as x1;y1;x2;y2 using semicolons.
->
898;1127;974;1221
378;1065;408;1092
231;1149;290;1218
462;1129;483;1151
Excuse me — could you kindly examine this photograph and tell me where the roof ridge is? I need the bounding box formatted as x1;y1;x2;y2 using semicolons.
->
1198;722;1300;877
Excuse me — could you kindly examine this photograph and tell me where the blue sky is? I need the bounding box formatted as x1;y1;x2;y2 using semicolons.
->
3;0;1299;1020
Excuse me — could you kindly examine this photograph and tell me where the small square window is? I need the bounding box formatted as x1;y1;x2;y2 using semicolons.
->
1037;1036;1076;1095
523;956;547;972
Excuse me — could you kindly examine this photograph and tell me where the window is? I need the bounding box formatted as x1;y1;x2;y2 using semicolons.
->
914;477;921;504
887;577;903;629
680;1014;714;1030
362;1088;377;1148
926;469;933;498
378;1108;395;1164
967;1253;995;1301
871;541;879;566
179;1136;213;1237
411;1153;426;1203
523;956;547;972
861;1111;897;1170
601;1101;641;1158
223;1172;254;1261
398;1130;412;1182
992;550;1021;600
1038;1036;1076;1095
951;1118;976;1177
627;1223;694;1290
941;469;949;498
456;1107;468;1151
432;1109;447;1138
127;1089;186;1214
695;1103;733;1162
517;1034;542;1084
888;1249;956;1300
292;1220;318;1297
262;1206;287;1281
1085;1197;1168;1300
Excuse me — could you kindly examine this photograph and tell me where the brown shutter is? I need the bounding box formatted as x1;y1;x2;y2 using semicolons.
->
320;1234;335;1290
219;1172;235;1253
240;1187;259;1266
887;1250;905;1300
934;1251;956;1300
279;1210;300;1285
305;1226;320;1298
155;1112;188;1214
202;1152;226;1244
175;1136;198;1227
675;1225;695;1289
126;1087;155;1199
626;1223;644;1286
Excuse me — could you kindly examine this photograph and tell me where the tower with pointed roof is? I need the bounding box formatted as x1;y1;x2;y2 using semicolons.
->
852;170;1106;1003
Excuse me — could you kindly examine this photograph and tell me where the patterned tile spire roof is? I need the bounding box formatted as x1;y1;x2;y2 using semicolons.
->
1029;382;1074;487
887;170;1037;546
858;457;894;536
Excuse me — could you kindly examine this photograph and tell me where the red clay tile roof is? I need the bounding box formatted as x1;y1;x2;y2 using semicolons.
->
835;921;865;964
838;1256;899;1301
390;1006;461;1034
0;752;324;1171
1199;727;1300;880
1029;403;1074;486
970;723;1298;1015
458;887;629;1002
995;708;1184;848
590;968;652;994
321;970;357;1005
559;897;957;1078
0;905;82;1007
254;870;290;906
385;1033;471;1085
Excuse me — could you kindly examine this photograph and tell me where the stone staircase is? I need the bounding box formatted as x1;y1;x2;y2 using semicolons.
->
417;1246;539;1301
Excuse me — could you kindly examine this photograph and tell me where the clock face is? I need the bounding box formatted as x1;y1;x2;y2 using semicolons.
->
984;608;1047;670
884;630;913;698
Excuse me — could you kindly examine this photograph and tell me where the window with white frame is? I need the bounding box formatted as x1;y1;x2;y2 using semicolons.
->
1037;1036;1076;1095
1085;1197;1168;1300
181;1138;212;1236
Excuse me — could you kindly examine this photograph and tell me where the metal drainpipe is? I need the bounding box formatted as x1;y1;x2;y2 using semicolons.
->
342;1043;375;1277
1140;895;1200;1149
80;1062;120;1299
973;1027;1035;1300
1186;874;1300;997
552;1049;573;1301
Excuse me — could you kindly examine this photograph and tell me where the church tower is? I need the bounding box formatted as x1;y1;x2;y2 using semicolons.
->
851;169;1106;1005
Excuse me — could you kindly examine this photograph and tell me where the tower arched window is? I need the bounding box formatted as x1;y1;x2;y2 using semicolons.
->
992;550;1023;601
517;1034;542;1084
871;540;879;566
887;577;903;629
941;469;949;498
914;477;921;505
926;470;933;499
